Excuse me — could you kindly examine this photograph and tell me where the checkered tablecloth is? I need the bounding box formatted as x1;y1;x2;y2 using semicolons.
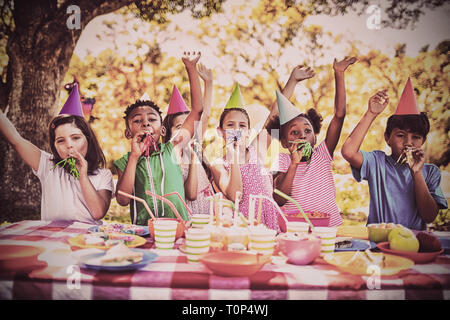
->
0;220;449;300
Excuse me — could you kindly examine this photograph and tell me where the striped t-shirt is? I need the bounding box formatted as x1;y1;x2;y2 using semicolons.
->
270;140;343;227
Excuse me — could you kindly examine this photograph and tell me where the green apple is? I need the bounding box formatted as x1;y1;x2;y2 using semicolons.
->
388;226;413;243
389;228;419;252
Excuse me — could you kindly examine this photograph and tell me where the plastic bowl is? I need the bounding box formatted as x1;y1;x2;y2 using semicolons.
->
277;236;321;265
199;251;270;277
278;210;330;233
377;242;443;264
148;218;186;240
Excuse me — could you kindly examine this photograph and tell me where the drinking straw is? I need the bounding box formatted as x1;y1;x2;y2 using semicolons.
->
249;195;255;226
207;196;214;224
273;189;314;230
145;190;188;231
250;194;288;226
257;197;263;225
234;191;241;227
163;191;193;218
117;190;157;221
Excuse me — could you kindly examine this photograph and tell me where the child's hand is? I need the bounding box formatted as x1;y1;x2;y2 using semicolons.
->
69;149;88;178
409;147;425;174
182;51;201;69
288;142;303;165
130;130;148;159
333;57;356;73
290;65;315;82
198;63;213;83
368;90;389;115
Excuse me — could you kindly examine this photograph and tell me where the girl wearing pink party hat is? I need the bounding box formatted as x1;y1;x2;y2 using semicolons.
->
161;63;214;215
0;83;113;224
342;78;447;230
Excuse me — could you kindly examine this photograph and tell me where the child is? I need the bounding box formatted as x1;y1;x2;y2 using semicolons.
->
272;57;356;227
114;51;203;225
209;64;314;232
161;63;214;215
0;84;113;224
342;79;447;230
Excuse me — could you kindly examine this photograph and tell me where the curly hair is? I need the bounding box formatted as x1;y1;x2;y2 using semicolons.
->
278;108;324;138
123;99;163;125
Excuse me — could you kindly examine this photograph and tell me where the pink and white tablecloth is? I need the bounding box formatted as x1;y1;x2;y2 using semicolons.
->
0;220;449;300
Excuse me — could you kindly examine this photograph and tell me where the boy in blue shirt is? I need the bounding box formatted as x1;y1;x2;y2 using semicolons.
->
342;79;447;230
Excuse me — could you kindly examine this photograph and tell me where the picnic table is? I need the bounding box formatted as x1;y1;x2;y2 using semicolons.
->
0;220;449;300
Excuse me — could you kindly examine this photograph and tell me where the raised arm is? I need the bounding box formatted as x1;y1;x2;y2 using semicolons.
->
325;57;356;156
0;108;41;171
197;63;213;142
257;65;315;154
172;51;203;149
341;90;389;169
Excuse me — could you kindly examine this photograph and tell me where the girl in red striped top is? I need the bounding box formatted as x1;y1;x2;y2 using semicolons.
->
271;57;356;227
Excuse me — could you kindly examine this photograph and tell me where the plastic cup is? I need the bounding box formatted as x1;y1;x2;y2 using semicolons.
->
154;220;178;250
312;227;337;257
185;228;211;263
249;227;277;256
191;214;211;229
286;221;310;235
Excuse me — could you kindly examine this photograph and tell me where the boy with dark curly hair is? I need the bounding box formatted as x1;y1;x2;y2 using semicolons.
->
114;52;203;225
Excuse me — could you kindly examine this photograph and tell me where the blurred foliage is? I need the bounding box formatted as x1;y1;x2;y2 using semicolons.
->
58;0;449;226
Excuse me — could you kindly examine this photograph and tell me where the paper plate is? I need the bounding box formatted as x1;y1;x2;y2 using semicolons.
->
78;249;158;272
377;242;443;264
0;245;46;272
324;251;414;276
199;251;270;277
68;233;146;250
335;239;376;252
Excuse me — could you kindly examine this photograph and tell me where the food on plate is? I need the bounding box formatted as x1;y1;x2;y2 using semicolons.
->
388;227;419;252
291;211;328;219
100;243;143;264
344;249;386;269
416;231;442;252
337;225;369;240
98;223;146;235
335;237;353;249
82;233;135;247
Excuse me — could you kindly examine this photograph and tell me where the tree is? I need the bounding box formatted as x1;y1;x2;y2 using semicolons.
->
0;0;223;221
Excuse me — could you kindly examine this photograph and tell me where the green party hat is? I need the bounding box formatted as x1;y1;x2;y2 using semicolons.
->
224;83;245;109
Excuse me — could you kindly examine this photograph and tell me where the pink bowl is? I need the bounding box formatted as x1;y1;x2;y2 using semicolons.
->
278;210;330;233
277;236;321;265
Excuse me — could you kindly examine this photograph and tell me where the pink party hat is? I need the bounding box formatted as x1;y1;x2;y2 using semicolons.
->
59;83;84;117
167;85;189;115
394;77;420;115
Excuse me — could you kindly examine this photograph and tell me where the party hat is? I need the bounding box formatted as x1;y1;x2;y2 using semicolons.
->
224;83;245;109
394;77;420;115
276;90;302;125
140;92;151;101
167;85;189;115
59;83;84;117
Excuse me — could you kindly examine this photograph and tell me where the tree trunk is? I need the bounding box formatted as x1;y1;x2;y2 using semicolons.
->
0;0;134;222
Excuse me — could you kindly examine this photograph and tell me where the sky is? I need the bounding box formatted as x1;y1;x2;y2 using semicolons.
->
74;1;450;60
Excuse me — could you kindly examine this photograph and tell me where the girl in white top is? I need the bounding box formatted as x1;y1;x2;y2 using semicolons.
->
0;111;113;224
